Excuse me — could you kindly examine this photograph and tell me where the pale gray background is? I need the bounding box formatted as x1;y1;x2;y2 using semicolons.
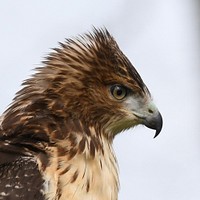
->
0;0;199;199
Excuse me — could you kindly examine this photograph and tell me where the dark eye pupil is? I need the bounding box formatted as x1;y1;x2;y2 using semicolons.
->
116;88;122;96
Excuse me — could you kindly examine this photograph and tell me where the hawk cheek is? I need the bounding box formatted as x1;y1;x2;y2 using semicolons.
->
123;96;163;138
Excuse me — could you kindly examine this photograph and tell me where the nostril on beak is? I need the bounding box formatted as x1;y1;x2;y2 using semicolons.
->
148;109;153;114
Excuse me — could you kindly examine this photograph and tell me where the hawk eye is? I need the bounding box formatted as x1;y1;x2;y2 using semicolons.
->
110;85;128;100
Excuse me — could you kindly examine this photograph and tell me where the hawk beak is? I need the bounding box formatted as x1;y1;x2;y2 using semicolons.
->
143;111;163;138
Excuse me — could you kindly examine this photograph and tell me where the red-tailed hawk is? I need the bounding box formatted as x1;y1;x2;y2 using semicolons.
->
0;28;162;200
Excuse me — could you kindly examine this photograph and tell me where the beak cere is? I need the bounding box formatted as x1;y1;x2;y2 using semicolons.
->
143;112;163;138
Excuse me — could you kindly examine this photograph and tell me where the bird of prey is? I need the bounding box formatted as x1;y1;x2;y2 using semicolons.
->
0;28;162;200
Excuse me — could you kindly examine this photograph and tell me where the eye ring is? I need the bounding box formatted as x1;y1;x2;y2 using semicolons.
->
110;84;128;100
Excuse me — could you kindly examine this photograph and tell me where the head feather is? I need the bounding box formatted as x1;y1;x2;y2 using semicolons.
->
1;27;148;141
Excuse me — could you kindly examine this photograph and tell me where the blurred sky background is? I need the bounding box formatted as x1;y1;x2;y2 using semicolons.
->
0;0;199;199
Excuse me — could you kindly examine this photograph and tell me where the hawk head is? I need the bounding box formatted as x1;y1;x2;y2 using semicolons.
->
2;28;162;142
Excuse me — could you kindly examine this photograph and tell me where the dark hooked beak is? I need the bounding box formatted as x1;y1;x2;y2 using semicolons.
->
143;112;163;138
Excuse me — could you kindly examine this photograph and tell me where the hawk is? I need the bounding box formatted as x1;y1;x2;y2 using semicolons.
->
0;28;162;200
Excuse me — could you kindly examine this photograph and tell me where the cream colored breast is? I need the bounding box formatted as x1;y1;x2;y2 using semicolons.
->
39;139;119;200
